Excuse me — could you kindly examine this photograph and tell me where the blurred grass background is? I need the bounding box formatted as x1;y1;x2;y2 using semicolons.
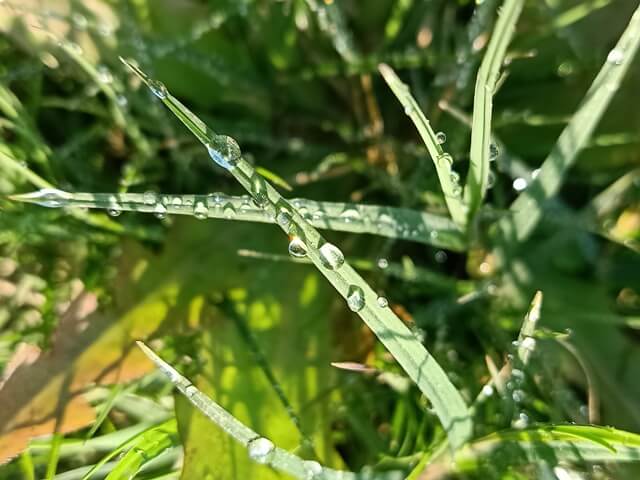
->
0;0;640;478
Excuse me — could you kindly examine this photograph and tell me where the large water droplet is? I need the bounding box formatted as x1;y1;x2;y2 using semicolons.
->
512;177;527;191
247;437;275;464
347;285;365;312
607;48;624;65
193;201;208;220
435;131;446;145
19;188;70;208
319;243;345;270
148;79;168;99
288;236;308;258
206;135;241;170
251;175;269;207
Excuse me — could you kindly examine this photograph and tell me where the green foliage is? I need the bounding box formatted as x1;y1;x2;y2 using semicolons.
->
1;0;640;479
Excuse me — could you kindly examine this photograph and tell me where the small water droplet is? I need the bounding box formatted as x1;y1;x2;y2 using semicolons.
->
143;191;157;205
207;192;226;209
206;135;241;170
377;258;389;269
489;143;500;161
512;389;526;403
288;236;308;258
193;201;208;219
512;412;529;429
438;153;454;166
512;177;527;191
247;437;275;464
481;384;494;397
154;203;167;219
97;65;113;84
347;285;365;312
449;170;460;184
403;104;413;115
303;460;323;479
276;208;293;232
223;203;236;219
116;95;128;107
148;79;168;99
520;337;536;351
107;204;122;217
319;243;345;270
251;175;269;207
435;250;447;263
377;296;388;308
340;208;360;223
171;197;183;210
435;131;446;144
607;48;624;65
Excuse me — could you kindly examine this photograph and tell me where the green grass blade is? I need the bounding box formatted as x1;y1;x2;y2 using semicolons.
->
120;58;472;449
465;0;525;217
497;4;640;244
45;433;62;480
137;342;404;480
378;64;468;228
9;190;467;251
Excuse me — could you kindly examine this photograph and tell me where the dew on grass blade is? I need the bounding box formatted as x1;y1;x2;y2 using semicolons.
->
607;48;624;65
318;243;345;270
154;203;167;219
347;285;365;312
288;236;308;258
435;131;446;144
13;188;71;208
148;79;168;99
489;143;500;161
377;258;389;269
193;201;208;219
303;460;323;479
377;296;388;308
143;191;157;205
247;437;275;464
206;135;241;170
513;177;528;191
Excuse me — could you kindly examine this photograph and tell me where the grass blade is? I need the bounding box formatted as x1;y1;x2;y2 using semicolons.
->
465;0;525;217
497;4;640;243
136;342;404;480
121;58;473;450
9;190;466;251
378;64;468;227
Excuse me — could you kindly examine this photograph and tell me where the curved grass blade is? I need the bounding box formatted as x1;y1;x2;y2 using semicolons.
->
497;4;640;244
120;57;472;449
9;191;467;251
465;0;525;217
137;342;404;480
378;64;468;228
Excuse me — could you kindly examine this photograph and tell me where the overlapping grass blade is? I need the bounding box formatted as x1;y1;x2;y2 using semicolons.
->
465;0;525;217
379;64;468;228
497;4;640;244
9;190;466;251
120;58;473;450
137;342;404;480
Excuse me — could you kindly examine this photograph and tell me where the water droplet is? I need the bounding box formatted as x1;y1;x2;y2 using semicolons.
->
319;243;345;270
449;170;460;184
435;250;447;263
511;369;525;382
107;204;122;217
512;412;529;429
223;203;236;219
340;209;360;223
154;203;167;219
276;208;293;232
520;337;536;351
607;48;624;65
19;188;70;208
251;175;269;207
512;389;526;403
512;177;527;191
171;197;183;210
207;192;226;209
97;65;113;84
206;135;241;170
143;191;157;205
435;131;446;144
403;104;413;115
303;460;322;479
71;13;88;30
489;143;499;161
377;296;388;308
481;385;494;397
531;168;540;179
430;231;439;240
439;153;454;166
377;258;389;269
288;236;308;258
247;437;275;464
116;95;128;107
193;201;208;219
239;196;253;213
347;285;365;312
148;79;168;99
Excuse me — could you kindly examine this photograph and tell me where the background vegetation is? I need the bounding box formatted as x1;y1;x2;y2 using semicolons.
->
0;0;639;478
